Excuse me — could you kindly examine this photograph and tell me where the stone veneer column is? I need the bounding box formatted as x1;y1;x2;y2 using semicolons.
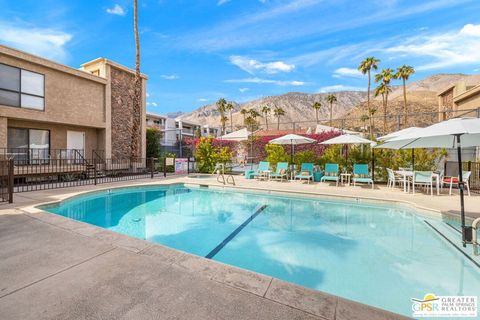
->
0;117;7;149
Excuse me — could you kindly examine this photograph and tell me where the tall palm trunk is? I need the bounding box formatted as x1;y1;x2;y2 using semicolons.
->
230;110;233;132
316;110;319;124
329;102;333;126
264;114;269;130
367;69;373;139
382;93;387;134
385;91;389;134
402;78;407;127
131;0;141;160
277;116;280;130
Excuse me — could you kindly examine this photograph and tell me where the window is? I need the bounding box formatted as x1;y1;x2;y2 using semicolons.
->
7;128;50;164
0;63;45;110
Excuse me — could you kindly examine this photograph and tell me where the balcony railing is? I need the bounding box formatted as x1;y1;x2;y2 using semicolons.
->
1;148;88;165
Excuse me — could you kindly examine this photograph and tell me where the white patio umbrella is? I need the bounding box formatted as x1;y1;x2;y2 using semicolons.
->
269;134;316;172
320;133;376;146
376;117;480;246
220;128;251;141
377;127;421;141
320;134;376;176
220;128;255;168
378;127;421;169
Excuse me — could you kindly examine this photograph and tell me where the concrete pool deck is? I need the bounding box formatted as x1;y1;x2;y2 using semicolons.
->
1;175;479;319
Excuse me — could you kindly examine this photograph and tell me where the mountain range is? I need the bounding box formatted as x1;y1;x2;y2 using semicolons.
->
178;73;480;130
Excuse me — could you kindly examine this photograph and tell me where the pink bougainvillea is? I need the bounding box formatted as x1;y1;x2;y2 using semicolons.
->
185;131;340;162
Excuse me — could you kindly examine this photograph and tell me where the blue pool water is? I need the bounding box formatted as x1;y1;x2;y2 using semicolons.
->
42;184;480;316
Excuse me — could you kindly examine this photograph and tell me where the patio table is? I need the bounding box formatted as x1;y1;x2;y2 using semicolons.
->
395;170;440;195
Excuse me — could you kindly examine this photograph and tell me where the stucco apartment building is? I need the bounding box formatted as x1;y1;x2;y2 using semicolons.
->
146;112;219;147
0;45;146;163
438;79;480;120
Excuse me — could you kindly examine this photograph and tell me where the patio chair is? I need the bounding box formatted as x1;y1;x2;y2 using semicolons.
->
352;164;374;189
320;163;339;186
413;171;434;195
270;162;289;181
443;171;471;196
294;163;314;184
251;161;270;180
386;168;401;189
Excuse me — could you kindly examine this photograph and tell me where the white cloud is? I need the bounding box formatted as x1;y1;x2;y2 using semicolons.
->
161;74;179;80
146;102;158;107
0;22;72;62
217;0;231;5
230;55;294;74
225;77;304;86
333;67;362;78
106;4;126;16
197;98;208;102
319;85;364;93
146;92;150;98
239;87;249;93
385;23;480;71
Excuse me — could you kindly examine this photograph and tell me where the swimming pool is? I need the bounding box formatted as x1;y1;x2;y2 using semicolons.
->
41;184;480;316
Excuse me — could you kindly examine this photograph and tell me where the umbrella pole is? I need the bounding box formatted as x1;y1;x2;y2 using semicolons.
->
412;149;415;170
456;135;467;247
290;142;294;178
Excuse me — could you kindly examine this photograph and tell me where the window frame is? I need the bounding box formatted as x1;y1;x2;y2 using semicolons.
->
7;127;51;165
0;63;45;111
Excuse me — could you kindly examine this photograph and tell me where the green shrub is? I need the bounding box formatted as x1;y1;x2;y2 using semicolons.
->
146;128;162;158
194;137;233;173
265;144;289;168
293;150;317;168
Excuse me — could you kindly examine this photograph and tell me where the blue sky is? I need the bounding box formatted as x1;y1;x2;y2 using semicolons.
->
1;0;480;114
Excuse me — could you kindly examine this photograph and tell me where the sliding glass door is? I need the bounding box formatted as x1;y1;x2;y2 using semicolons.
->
7;128;50;164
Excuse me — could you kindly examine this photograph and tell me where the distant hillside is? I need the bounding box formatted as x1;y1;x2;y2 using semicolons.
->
178;73;480;130
179;91;367;128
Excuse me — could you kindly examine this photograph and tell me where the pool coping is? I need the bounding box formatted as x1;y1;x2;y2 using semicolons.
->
16;180;429;319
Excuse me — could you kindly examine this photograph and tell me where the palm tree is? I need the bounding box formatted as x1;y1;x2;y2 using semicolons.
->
374;68;394;85
131;0;142;159
249;109;260;119
225;102;234;132
394;65;415;127
374;82;392;134
374;68;394;134
311;102;322;124
261;105;271;130
240;109;248;126
216;98;227;134
368;106;377;136
273;107;286;130
326;94;337;126
360;114;369;132
358;57;380;138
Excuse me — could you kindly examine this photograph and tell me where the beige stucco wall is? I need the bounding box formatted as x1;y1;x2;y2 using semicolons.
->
0;53;106;129
6;119;102;158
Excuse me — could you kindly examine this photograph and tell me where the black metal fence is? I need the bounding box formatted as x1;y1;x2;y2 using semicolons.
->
0;160;14;203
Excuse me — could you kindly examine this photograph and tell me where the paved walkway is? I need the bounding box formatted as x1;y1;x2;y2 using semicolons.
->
3;174;478;319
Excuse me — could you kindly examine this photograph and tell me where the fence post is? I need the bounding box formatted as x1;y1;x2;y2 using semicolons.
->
93;157;97;185
163;158;167;177
8;159;14;203
187;157;190;174
150;157;154;179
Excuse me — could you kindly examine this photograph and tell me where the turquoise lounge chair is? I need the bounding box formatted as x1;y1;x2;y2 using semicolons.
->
251;161;270;179
270;162;289;181
320;163;339;186
352;164;374;189
294;163;314;184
